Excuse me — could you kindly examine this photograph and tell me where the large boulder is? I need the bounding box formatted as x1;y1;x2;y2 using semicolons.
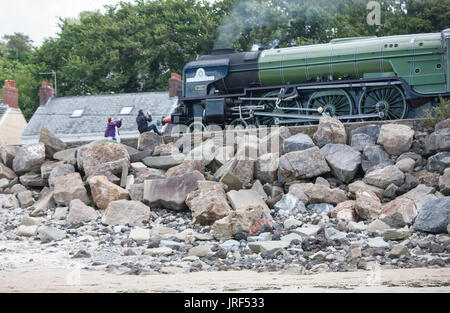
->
0;163;16;180
348;180;383;200
142;153;185;170
427;151;450;174
186;181;232;225
48;164;75;187
227;189;270;214
259;127;291;155
17;190;33;208
361;145;393;173
313;116;347;147
143;171;205;210
165;159;205;178
88;175;130;210
304;184;347;205
321;144;361;183
274;193;306;218
398;184;435;211
411;170;440;188
137;132;163;152
0;143;19;168
364;165;405;189
332;200;358;223
135;168;166;182
278;147;330;183
283;133;315;154
355;190;382;220
53;172;90;206
255;153;279;184
435;118;450;131
379;198;417;227
0;194;19;210
19;172;47;187
377;124;414;155
102;200;151;226
12;143;45;175
217;158;254;190
439;169;450;196
413;197;450;234
350;125;380;152
186;139;217;166
213;146;235;167
424;127;450;155
40;160;64;179
39;126;67;158
53;148;77;166
67;199;98;224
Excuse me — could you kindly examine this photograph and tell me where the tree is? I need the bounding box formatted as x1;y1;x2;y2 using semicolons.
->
2;32;34;61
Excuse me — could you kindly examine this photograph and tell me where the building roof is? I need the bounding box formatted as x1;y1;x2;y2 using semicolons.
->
22;91;177;139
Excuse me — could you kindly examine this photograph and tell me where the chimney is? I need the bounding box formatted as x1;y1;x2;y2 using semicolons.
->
2;80;19;108
40;81;54;106
168;73;182;98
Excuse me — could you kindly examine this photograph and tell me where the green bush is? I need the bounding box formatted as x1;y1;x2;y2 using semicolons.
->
423;96;450;127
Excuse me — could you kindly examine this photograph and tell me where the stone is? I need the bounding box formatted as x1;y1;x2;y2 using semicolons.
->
303;184;347;205
315;177;330;188
259;126;291;155
88;175;130;210
383;184;399;200
128;183;144;202
0;178;10;188
366;237;390;249
274;194;306;218
347;247;362;260
292;225;321;237
412;170;440;187
280;233;303;243
398;184;435;211
17;190;33;208
355;190;382;220
427;152;450;174
226;189;270;215
0;162;16;180
186;139;217;166
313;116;347;148
53;173;90;206
143;171;204;210
53;207;68;220
251;180;268;201
278;147;330;183
395;157;415;173
137;131;163;152
217;158;254;190
130;162;147;172
247;241;289;254
324;227;347;241
364;165;405;189
213;146;235;167
0;143;19;168
48;164;75;187
439;170;450;195
38;226;66;241
143;247;173;256
186;181;232;226
39;126;67;158
135;168;166;181
188;245;211;257
413;197;450;234
12;143;46;175
361;145;393;173
390;244;408;258
383;228;410;241
435;118;450;131
165;159;205;178
377;124;414;155
255;153;279;184
30;190;55;217
348;180;383;200
53;148;77;165
307;203;334;215
379;198;417;227
283;218;302;230
40;160;63;179
235;134;259;160
350;125;380;151
19;172;47;187
153;143;178;156
321;144;361;183
16;225;38;237
366;219;391;233
130;228;151;241
348;221;366;232
424;127;450;155
283;133;315;153
67;199;98;224
332;200;357;223
142;153;185;170
213;205;265;240
102;200;151;226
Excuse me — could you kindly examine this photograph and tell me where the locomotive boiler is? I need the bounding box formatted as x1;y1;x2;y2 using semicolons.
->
165;29;450;131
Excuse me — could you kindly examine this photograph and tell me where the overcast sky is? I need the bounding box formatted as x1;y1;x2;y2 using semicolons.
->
0;0;134;47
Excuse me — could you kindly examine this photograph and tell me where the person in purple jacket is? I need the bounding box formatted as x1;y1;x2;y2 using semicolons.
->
104;117;122;143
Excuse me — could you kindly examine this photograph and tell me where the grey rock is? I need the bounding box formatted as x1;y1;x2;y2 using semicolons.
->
255;153;279;185
137;131;163;152
313;116;347;147
142;154;185;170
283;133;315;153
67;199;98;224
39;126;67;158
17;190;33;208
274;194;306;217
247;241;289;254
361;145;393;173
427;152;450;174
366;237;390;249
321;144;361;183
307;203;334;215
424;127;450;155
12;143;46;175
350;125;380;151
38;226;66;241
413;197;450;233
364;165;405;189
439;170;450;195
48;164;75;187
0;194;19;210
102;200;151;226
377;124;414;155
19;172;48;187
16;225;38;237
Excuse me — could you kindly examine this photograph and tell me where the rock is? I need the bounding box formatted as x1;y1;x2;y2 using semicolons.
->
364;165;405;189
130;162;147;172
88;175;130;210
424;127;450;155
66;199;98;224
251;180;268;201
135;168;166;181
347;247;362;260
213;146;235;167
278;147;330;183
53;207;68;220
48;164;75;187
153;143;178;156
292;225;321;237
259;126;291;155
137;131;163;152
324;227;347;241
188;245;211;257
274;194;306;218
321;144;361;183
255;153;279;184
142;153;185;170
38;226;66;241
0;163;16;180
348;180;383;200
303;184;347;205
39;126;67;158
348;221;366;232
102;200;151;226
235;134;259;160
186;181;232;226
165;159;205;178
350;125;380;151
390;244;408;258
12;143;46;175
30;190;55;217
395;157;415;173
361;145;393;173
130;228;151;241
143;171;204;210
213;205;265;240
79;141;130;178
128;183;144;201
53;173;90;206
0;194;19;210
307;203;334;215
217;158;254;190
53;148;77;165
226;189;270;215
439;170;450;195
143;247;173;256
435;118;450;131
10;184;26;195
19;172;47;187
383;228;410;241
379;198;417;227
283;217;302;230
398;184;435;211
427;152;450;174
17;190;33;208
186;139;217;166
383;184;399;200
16;225;38;237
40;160;63;179
332;200;358;223
377;124;414;155
0;143;19;168
247;241;289;254
283;133;315;153
413;197;450;233
366;219;391;233
366;237;390;249
355;190;382;220
315;177;330;188
313;116;347;148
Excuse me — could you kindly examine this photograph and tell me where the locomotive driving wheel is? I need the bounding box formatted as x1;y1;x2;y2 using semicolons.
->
255;90;303;127
358;86;407;120
307;89;353;123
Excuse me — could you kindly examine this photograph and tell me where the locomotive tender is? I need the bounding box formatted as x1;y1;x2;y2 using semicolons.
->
166;29;450;130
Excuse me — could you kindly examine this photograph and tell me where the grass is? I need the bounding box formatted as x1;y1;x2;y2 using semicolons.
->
422;96;450;127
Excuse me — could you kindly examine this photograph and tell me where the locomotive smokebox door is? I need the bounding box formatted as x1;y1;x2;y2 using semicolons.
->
205;98;226;124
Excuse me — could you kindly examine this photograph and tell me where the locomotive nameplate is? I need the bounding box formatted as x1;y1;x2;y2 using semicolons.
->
186;68;215;83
